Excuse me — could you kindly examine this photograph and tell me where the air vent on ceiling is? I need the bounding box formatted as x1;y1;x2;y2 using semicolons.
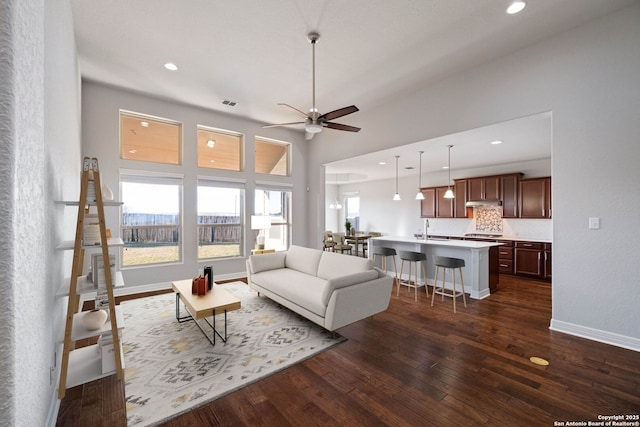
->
222;100;237;107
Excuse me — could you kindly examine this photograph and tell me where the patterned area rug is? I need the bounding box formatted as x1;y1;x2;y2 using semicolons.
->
122;281;345;426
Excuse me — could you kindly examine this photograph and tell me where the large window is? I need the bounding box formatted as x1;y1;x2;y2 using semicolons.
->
197;179;244;259
345;195;360;231
120;172;183;266
120;111;182;165
255;137;290;176
255;186;291;251
197;126;242;171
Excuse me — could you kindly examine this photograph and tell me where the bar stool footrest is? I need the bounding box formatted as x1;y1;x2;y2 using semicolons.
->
434;288;464;298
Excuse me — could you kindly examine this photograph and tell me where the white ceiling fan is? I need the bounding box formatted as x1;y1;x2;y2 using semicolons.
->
263;32;361;140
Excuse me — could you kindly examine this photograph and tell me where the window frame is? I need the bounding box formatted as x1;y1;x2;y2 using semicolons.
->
197;125;244;172
254;182;293;251
255;136;291;177
345;194;360;231
119;170;184;268
119;110;183;165
196;177;246;260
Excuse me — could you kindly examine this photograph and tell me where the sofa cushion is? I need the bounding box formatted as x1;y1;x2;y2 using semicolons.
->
321;270;379;305
251;268;327;317
249;252;286;274
284;245;323;277
316;250;373;280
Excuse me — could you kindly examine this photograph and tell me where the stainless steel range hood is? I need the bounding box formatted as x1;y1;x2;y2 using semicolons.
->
465;200;503;207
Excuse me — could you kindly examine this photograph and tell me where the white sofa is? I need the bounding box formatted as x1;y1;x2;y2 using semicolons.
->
246;245;393;332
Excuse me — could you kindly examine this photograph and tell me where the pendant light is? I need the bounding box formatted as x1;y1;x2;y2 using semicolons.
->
329;173;342;209
393;155;401;201
443;145;455;199
415;151;425;200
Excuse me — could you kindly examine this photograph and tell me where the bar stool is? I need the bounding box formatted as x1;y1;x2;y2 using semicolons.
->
431;256;466;313
398;251;428;302
372;247;398;284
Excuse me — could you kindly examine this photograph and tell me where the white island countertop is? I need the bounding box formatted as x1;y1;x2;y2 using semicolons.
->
370;235;503;248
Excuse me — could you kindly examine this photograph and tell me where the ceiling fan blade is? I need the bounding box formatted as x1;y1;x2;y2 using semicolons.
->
324;122;361;132
277;103;310;119
319;105;359;122
262;121;305;128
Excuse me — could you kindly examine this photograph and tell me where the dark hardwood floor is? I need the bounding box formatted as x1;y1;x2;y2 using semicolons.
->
56;276;640;426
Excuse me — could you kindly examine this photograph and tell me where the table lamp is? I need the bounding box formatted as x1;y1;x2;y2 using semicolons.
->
251;215;271;250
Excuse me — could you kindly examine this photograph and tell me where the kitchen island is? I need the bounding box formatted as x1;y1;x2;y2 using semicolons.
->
369;236;501;299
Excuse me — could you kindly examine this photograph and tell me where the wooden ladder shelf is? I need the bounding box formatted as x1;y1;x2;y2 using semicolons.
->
58;157;124;399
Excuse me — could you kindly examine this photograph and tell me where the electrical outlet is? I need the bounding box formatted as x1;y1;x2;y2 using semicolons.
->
589;217;600;230
50;351;57;385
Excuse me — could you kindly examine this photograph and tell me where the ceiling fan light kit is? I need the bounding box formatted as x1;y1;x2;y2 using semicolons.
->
263;32;361;139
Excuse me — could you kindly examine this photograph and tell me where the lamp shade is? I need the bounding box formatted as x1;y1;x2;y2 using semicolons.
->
251;215;271;230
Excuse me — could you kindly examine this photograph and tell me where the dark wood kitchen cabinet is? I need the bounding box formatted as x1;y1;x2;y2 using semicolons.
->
543;243;552;279
515;241;551;280
496;240;515;274
420;186;453;218
468;176;501;201
420;187;436;218
435;186;454;218
519;177;551;218
501;173;522;218
453;179;472;218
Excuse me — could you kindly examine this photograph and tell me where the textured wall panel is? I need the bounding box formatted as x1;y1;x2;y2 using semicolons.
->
0;0;18;422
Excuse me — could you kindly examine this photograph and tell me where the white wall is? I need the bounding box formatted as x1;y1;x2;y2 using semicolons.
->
310;4;640;350
1;0;82;425
81;82;308;288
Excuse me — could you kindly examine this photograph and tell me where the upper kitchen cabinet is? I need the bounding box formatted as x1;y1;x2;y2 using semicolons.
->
519;177;551;218
420;186;453;218
436;186;454;218
501;173;523;218
454;179;472;218
468;176;501;201
420;187;436;218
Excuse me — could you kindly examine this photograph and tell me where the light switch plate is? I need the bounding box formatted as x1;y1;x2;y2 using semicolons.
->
589;217;600;230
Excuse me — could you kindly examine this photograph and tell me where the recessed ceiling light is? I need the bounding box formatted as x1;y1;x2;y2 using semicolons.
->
442;166;449;169
378;162;387;166
491;140;503;145
140;121;149;127
207;139;215;148
506;0;526;14
164;62;178;71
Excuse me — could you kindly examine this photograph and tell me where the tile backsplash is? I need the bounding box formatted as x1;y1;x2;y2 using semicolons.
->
475;206;503;233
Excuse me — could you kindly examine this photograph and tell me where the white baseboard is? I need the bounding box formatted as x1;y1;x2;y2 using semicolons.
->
550;319;640;352
46;392;60;427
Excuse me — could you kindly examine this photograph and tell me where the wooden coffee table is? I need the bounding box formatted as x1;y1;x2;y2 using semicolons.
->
172;279;241;345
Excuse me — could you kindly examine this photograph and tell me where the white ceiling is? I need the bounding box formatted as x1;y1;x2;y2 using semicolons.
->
70;0;635;181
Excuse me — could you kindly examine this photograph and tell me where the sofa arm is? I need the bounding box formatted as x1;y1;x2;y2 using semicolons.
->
324;270;393;331
247;251;286;274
